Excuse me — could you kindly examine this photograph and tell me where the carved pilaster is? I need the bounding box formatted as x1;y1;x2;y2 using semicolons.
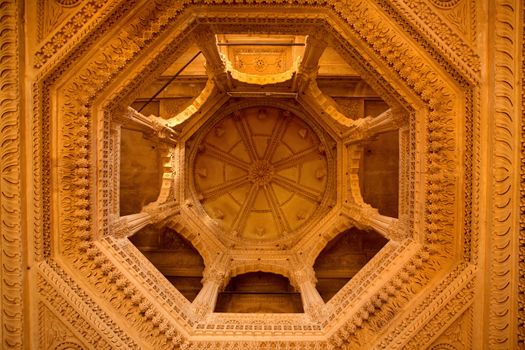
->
1;0;24;348
291;267;326;321
109;123;121;216
192;266;229;318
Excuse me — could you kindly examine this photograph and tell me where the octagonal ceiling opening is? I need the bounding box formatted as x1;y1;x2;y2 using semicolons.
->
215;272;303;313
53;4;468;343
129;225;205;302
117;25;406;319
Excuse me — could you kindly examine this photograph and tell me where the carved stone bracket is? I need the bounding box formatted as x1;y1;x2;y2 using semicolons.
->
110;213;152;239
192;25;232;91
343;203;405;241
142;201;180;226
294;31;329;93
109;203;180;239
119;107;178;144
343;108;405;143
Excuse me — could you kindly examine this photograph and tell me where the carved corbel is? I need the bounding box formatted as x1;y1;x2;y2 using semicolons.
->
342;203;405;241
293;30;329;93
343;108;405;143
192;25;231;91
118;107;178;144
110;213;152;239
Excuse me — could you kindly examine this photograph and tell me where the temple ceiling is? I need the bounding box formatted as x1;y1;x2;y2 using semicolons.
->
9;0;521;349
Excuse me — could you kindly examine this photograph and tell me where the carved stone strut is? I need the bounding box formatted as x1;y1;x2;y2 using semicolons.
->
343;203;404;241
120;107;178;144
192;25;232;92
344;109;406;142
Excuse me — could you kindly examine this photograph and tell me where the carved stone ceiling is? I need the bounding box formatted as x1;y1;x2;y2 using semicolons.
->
23;0;513;347
191;105;334;242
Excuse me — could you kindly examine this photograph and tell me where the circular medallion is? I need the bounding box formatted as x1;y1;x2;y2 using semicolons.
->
191;106;334;242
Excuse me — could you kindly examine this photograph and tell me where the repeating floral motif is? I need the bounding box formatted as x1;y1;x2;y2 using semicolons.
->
517;8;525;343
0;1;24;349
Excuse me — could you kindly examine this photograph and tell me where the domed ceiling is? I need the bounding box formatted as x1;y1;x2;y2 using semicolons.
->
189;106;335;242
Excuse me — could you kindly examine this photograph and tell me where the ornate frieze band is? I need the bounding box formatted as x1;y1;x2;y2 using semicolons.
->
0;0;24;349
488;0;522;348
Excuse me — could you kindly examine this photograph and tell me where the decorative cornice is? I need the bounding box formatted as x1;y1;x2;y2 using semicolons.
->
375;263;476;349
38;261;140;349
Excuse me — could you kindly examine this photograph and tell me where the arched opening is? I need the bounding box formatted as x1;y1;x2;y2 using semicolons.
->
119;129;163;215
215;272;303;313
129;226;205;302
359;128;400;218
314;228;388;302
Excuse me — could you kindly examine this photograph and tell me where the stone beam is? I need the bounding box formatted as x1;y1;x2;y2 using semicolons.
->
342;203;405;241
192;26;231;91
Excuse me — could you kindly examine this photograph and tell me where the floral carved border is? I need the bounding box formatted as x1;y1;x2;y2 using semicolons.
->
518;0;525;347
33;0;135;69
0;0;24;349
488;0;522;348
